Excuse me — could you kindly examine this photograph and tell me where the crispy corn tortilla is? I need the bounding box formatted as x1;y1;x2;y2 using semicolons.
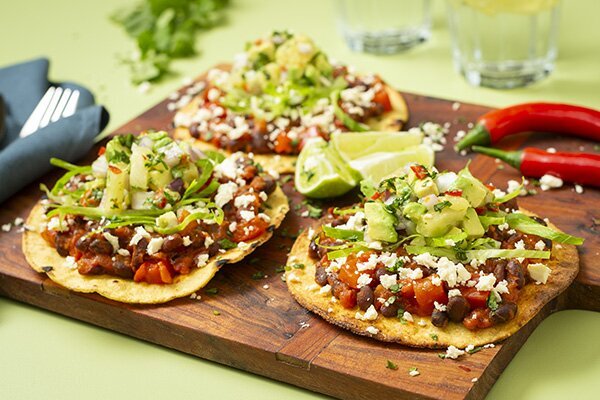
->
23;186;289;304
173;85;409;174
285;209;579;348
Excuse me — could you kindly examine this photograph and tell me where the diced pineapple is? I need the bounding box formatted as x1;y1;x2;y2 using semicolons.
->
130;143;150;190
100;164;130;211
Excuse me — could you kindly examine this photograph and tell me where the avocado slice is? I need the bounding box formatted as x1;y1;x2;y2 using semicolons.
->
462;207;485;239
450;166;492;208
365;201;398;243
414;196;470;237
413;177;438;198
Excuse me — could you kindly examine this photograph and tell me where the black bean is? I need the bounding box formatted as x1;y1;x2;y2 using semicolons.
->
315;265;328;286
493;260;507;282
162;234;183;252
420;266;433;278
431;310;449;328
542;238;553;249
54;233;70;257
356;286;374;311
491;302;518;324
330;219;345;227
168;178;184;194
446;296;470;322
380;301;400;318
89;238;113;255
112;257;134;279
261;175;276;195
75;236;91;252
308;238;320;259
251;133;271;154
503;197;519;211
374;266;389;283
506;260;526;289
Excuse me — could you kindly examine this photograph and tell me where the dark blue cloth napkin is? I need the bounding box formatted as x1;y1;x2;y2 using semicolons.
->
0;58;109;203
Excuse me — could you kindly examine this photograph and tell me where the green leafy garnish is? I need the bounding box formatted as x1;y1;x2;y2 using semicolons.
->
251;271;266;280
322;225;364;241
433;200;452;212
111;0;231;83
218;238;237;250
506;213;584;245
487;293;499;311
386;360;398;370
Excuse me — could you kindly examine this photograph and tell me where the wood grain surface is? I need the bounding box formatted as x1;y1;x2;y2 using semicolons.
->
0;75;598;400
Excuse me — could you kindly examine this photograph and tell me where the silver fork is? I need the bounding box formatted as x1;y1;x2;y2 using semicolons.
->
19;87;80;138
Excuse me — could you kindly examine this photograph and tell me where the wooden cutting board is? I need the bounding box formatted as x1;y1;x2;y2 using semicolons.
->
1;76;598;400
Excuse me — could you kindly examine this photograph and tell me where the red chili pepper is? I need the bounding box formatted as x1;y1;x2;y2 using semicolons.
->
410;165;429;180
472;146;600;187
456;103;600;151
445;189;463;197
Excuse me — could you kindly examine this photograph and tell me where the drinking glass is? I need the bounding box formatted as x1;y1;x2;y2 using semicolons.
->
446;0;561;89
336;0;432;54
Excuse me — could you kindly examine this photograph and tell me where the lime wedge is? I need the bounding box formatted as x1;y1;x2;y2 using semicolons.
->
295;138;359;198
349;144;435;183
331;131;423;161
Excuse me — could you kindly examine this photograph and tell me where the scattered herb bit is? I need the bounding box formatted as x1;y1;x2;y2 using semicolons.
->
290;263;305;270
275;265;286;273
389;283;402;294
396;307;406;321
387;259;404;273
213;310;221;316
111;0;231;83
251;271;266;280
487;293;499;311
280;175;293;184
455;116;467;124
219;238;237;249
386;360;399;370
466;346;484;355
438;353;446;359
430;334;439;341
433;200;452;212
530;178;541;187
384;296;396;307
205;288;219;295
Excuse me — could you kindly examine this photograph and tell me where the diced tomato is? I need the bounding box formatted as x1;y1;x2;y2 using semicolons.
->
98;146;106;156
338;262;360;289
339;289;357;309
445;190;463;197
134;260;173;284
370;191;382;200
400;281;415;299
410;165;429;180
412;276;448;315
233;217;269;242
253;118;267;134
463;309;493;330
274;133;293;154
485;183;496;191
475;207;486;215
463;287;490;309
372;89;392;112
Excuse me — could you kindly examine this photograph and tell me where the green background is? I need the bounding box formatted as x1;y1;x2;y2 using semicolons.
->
1;0;599;398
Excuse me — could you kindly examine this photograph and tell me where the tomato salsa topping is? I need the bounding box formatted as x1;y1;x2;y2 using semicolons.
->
41;132;278;284
307;164;583;330
174;31;398;155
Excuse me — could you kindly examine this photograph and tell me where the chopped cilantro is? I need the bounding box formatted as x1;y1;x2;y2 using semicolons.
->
213;310;221;316
290;263;305;270
389;283;402;294
438;353;446;359
487;293;499;311
251;271;266;280
386;360;399;370
466;345;484;354
280;175;293;184
205;288;218;295
433;200;452;212
275;265;286;273
430;334;438;341
387;259;404;273
218;238;237;250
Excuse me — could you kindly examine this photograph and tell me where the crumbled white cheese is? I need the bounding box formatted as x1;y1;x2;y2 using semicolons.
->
402;311;414;323
356;305;378;321
431;275;442;286
239;210;256;221
448;289;462;298
64;256;77;269
14;217;24;226
497;223;509;231
102;232;120;253
117;248;130;257
514;240;525;250
287;272;300;283
1;223;11;232
357;273;373;288
379;274;397;290
535;240;546;251
574;184;584;194
434;302;447;312
196;253;209;268
129;226;151;246
409;368;420;377
237;242;250;250
215;182;238;208
47;217;67;232
205;236;214;248
366;326;379;335
445;345;465;359
414;254;470;288
528;263;551;284
476;273;496;291
540;174;563;191
319;284;332;295
182;236;192;246
262;284;269;290
146;237;164;255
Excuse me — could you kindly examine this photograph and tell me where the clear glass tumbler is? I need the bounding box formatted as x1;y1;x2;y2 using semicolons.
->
446;0;561;89
336;0;432;54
